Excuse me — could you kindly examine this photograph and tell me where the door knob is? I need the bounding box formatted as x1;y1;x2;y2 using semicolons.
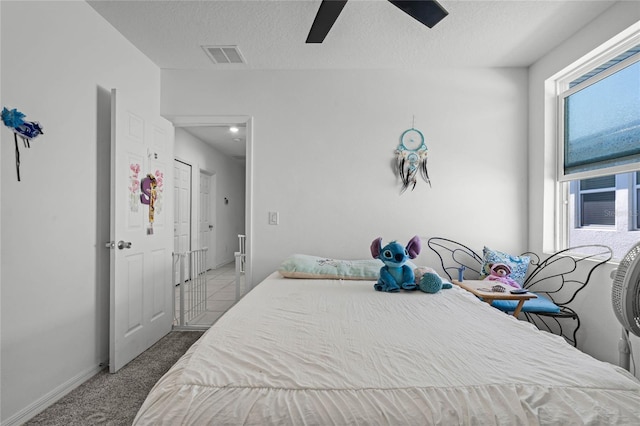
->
117;240;132;250
209;225;213;229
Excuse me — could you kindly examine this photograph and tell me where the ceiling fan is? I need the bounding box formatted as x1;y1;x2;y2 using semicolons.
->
306;0;449;43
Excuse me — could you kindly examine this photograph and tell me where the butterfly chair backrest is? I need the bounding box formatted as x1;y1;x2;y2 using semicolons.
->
521;245;613;306
426;237;483;281
427;238;612;296
428;237;613;346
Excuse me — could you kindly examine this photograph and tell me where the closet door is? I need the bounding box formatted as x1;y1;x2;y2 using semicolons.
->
174;159;192;283
199;171;215;270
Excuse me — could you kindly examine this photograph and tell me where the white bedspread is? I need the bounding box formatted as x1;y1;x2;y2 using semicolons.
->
134;273;640;425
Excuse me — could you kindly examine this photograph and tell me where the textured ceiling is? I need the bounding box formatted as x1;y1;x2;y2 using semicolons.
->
88;0;618;70
87;0;619;157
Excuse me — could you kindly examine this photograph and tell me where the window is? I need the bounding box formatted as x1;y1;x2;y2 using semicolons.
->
578;175;615;227
556;37;640;259
560;46;640;179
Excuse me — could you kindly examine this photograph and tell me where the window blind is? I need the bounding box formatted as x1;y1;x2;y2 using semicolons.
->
562;47;640;178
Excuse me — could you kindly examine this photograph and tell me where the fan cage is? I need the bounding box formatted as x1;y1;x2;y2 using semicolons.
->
612;243;640;336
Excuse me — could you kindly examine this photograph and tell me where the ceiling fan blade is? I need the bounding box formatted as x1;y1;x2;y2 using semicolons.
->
388;0;448;28
306;0;348;43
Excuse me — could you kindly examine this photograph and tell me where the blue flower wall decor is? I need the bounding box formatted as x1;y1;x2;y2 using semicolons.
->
2;107;44;181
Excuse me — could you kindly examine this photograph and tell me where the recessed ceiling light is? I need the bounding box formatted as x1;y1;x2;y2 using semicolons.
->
230;126;239;133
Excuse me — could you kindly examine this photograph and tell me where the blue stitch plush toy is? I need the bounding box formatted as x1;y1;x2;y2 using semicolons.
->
370;235;421;292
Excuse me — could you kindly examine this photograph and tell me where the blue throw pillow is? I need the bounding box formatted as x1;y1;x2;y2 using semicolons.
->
481;246;530;286
491;293;561;313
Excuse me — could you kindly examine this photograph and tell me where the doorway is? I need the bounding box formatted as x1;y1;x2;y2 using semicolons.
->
169;115;252;290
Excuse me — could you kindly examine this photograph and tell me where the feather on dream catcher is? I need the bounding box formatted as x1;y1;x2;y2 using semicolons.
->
395;126;430;193
2;107;44;181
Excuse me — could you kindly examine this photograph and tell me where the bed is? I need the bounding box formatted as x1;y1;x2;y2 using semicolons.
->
133;258;640;425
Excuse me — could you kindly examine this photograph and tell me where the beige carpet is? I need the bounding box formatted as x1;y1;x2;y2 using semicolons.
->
26;331;204;425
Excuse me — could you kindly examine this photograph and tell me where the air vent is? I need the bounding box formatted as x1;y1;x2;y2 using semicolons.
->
202;45;245;64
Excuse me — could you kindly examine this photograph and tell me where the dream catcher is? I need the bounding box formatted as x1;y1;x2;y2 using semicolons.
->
1;107;44;181
395;127;430;193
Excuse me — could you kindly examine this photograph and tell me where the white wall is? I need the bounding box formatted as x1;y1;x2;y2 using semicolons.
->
528;2;640;371
174;128;246;267
162;68;529;286
0;1;164;423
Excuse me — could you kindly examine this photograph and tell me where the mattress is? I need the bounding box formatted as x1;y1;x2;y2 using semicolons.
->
133;273;640;425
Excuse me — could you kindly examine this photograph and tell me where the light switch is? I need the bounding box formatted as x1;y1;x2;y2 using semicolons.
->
268;211;279;225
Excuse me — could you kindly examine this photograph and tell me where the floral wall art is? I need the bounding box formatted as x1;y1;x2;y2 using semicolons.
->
152;168;164;216
129;162;141;213
127;159;166;233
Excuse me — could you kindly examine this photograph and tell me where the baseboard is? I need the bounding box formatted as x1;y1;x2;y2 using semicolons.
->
215;259;234;269
1;362;105;426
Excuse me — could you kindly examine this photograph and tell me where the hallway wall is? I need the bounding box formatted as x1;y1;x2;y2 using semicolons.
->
161;67;530;286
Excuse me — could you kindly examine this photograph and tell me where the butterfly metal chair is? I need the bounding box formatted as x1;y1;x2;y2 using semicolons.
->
427;237;613;347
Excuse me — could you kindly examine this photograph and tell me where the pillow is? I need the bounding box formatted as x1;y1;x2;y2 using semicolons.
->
279;254;385;280
480;246;530;286
278;254;419;280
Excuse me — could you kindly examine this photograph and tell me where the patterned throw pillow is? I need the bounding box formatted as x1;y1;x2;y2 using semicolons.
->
481;247;530;286
278;254;419;280
279;254;384;280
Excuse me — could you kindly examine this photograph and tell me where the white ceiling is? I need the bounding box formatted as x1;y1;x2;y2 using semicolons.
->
88;0;619;156
180;124;247;160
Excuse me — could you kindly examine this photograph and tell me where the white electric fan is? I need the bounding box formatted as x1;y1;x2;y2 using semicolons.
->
611;242;640;371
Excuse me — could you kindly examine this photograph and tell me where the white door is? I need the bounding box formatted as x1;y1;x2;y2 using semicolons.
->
109;89;174;373
173;160;191;283
199;172;215;270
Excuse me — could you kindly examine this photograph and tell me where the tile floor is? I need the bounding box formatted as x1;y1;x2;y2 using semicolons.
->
174;262;244;328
